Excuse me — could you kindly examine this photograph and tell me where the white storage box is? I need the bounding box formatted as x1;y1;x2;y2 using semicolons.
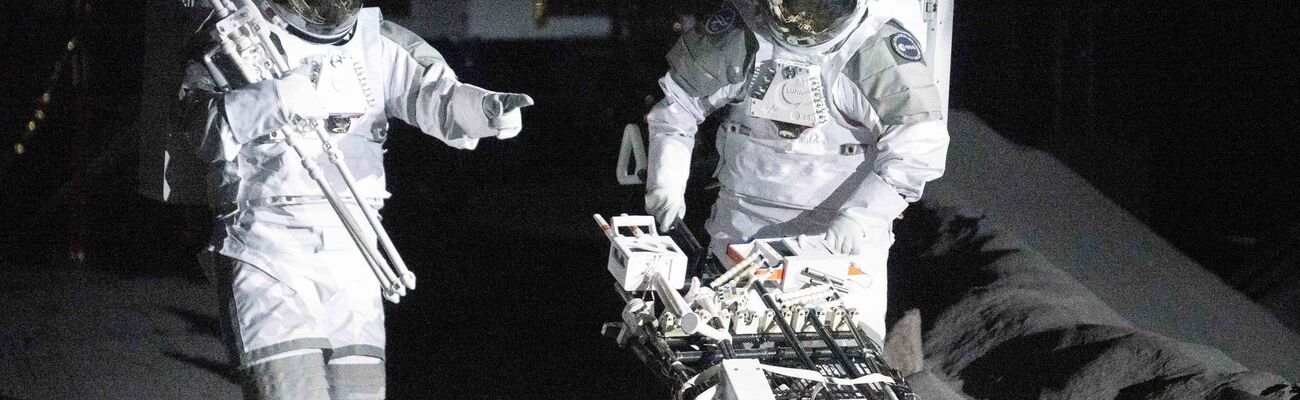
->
605;215;688;292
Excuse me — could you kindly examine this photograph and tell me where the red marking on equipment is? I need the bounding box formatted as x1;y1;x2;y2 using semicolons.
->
769;268;785;281
752;267;785;282
727;246;745;264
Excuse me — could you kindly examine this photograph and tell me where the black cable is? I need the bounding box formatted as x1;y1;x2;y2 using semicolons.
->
752;282;837;400
809;314;876;399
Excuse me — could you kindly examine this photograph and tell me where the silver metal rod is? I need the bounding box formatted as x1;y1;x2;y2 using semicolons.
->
202;49;230;91
217;36;257;85
212;0;235;18
309;127;416;290
651;270;691;317
282;127;403;303
255;24;290;77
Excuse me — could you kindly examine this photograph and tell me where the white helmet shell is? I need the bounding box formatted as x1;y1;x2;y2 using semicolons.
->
758;0;864;49
258;0;362;43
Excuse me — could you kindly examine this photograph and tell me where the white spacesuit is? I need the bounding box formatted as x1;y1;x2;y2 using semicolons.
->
183;1;532;399
645;0;948;341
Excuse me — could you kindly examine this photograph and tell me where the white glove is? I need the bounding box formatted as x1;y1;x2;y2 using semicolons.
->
645;187;686;232
482;92;534;139
448;84;534;140
217;68;326;160
823;216;869;255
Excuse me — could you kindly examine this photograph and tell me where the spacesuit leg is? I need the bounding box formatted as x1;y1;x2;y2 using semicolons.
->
217;254;333;400
314;225;387;400
244;351;331;400
324;359;385;400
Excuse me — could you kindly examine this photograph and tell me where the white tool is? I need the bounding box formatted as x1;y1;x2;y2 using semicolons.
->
594;214;688;292
750;237;859;292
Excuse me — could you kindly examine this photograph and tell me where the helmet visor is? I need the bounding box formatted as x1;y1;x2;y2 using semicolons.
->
269;0;362;42
761;0;859;47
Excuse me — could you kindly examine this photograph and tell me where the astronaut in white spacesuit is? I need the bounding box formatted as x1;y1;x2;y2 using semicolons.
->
182;1;532;398
644;0;948;342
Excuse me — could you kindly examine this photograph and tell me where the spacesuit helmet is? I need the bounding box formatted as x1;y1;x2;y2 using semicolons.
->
260;0;363;43
758;0;863;48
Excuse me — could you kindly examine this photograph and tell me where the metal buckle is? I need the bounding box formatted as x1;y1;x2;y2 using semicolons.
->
370;121;389;143
325;116;352;134
839;143;865;156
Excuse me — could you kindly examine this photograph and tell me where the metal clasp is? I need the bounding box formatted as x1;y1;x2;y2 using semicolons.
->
839;143;865;156
325;116;352;134
370;121;389;143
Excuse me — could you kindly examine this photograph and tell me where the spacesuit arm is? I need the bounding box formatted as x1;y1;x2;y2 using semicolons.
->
181;61;310;163
379;21;532;150
842;119;949;228
178;63;222;161
649;6;754;192
837;20;949;228
192;93;236;164
646;73;736;192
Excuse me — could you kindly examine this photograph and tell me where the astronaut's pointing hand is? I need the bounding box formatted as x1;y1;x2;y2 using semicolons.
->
448;83;534;140
483;92;534;139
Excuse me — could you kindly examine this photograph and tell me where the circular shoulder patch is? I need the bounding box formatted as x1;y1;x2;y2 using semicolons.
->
704;6;738;35
889;32;924;62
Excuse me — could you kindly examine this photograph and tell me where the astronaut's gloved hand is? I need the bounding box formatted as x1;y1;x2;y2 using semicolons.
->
823;216;869;255
217;68;326;159
482;92;534;139
645;187;686;232
449;83;534;140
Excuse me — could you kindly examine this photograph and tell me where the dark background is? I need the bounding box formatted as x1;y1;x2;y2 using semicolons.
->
1;0;1297;398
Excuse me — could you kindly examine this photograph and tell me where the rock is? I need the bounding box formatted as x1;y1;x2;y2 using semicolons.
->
884;308;924;376
888;206;1296;399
